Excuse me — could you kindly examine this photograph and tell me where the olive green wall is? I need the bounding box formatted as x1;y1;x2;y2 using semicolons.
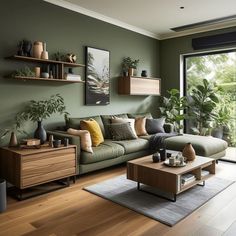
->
160;27;236;95
0;0;159;139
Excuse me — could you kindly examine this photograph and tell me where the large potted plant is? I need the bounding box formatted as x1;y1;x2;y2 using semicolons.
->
159;88;188;132
188;79;220;136
16;94;68;144
122;57;139;76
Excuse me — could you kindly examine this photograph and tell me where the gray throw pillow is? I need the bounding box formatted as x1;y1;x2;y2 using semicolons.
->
109;123;137;141
146;118;165;134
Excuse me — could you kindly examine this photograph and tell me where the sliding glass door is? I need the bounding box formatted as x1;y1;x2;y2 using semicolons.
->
184;50;236;157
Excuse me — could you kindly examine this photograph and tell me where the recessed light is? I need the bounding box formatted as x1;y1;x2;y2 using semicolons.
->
180;6;184;9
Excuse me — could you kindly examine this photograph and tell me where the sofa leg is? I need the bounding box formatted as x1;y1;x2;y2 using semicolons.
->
72;175;76;183
216;160;219;164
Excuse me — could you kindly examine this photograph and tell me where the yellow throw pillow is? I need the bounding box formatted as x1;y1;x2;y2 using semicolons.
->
135;117;148;136
67;128;93;153
80;119;104;147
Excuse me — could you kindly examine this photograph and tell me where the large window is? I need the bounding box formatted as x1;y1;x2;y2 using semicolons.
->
184;50;236;147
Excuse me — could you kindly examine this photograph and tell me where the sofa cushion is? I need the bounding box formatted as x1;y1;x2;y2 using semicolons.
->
67;128;93;153
66;115;105;137
113;138;149;154
101;113;129;139
80;140;125;164
164;134;228;157
128;112;153;119
109;123;137;141
146;118;165;134
80;119;104;147
135;117;148;136
111;117;137;137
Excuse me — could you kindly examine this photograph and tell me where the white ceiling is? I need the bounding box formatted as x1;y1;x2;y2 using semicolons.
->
45;0;236;39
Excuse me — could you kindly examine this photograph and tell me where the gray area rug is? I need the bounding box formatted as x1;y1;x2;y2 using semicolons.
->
84;175;234;226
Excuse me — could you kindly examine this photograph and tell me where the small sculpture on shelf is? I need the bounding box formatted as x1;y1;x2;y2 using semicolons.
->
66;53;77;63
17;39;32;57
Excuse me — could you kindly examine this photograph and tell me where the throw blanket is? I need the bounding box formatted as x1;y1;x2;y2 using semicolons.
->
149;133;181;151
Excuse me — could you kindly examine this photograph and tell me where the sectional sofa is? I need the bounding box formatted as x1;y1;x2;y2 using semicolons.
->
47;112;228;175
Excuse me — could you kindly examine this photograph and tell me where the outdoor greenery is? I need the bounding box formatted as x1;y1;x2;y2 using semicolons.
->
186;52;236;146
159;89;188;132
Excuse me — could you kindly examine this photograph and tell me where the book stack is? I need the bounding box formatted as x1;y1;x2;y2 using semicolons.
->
181;173;196;186
64;73;82;81
201;170;210;177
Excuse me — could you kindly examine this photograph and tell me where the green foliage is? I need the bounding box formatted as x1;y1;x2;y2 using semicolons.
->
159;88;188;132
16;94;69;124
51;52;66;61
122;57;139;71
12;66;35;77
188;79;220;135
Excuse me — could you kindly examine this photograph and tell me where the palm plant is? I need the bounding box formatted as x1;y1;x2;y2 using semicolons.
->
159;88;188;132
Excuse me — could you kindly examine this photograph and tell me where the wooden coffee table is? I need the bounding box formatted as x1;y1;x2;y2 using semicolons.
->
127;154;215;202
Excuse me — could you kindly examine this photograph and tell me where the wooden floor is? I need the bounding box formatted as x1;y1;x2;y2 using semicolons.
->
1;160;236;236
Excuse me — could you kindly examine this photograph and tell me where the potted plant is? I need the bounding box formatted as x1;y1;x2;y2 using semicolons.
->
188;79;220;136
16;94;68;144
122;57;139;76
159;88;188;132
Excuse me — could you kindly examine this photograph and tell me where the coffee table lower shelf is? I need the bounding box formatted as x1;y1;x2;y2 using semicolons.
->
137;181;205;202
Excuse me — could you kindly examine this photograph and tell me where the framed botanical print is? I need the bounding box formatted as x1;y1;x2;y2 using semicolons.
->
85;46;110;105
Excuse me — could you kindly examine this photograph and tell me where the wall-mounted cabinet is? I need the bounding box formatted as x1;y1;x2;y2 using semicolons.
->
118;76;161;95
5;55;85;84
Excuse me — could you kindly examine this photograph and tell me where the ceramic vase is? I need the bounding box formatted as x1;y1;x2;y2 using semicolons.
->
41;42;48;60
8;132;18;147
33;41;43;59
152;152;161;163
182;142;196;161
34;121;47;144
128;68;134;76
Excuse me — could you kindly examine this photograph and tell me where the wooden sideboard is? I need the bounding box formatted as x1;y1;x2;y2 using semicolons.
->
0;145;77;190
118;76;161;95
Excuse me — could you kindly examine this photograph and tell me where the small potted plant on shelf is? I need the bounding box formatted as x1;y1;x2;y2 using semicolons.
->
122;57;139;76
16;94;69;144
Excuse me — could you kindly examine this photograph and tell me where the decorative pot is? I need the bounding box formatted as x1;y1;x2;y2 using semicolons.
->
141;70;147;77
34;121;47;144
8;132;18;147
33;41;43;59
152;152;161;163
159;148;166;161
41;42;49;60
182;142;196;161
22;40;32;57
128;68;134;76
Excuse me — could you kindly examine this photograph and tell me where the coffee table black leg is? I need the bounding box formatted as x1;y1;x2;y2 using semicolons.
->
137;182;176;202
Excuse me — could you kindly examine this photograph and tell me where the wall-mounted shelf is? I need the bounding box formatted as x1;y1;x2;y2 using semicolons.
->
5;55;85;68
118;76;161;95
12;76;85;83
5;55;85;82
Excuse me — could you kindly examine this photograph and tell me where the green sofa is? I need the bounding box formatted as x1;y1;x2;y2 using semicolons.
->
47;112;228;175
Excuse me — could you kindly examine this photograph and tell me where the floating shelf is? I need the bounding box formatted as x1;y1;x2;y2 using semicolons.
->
12;76;85;83
5;55;85;67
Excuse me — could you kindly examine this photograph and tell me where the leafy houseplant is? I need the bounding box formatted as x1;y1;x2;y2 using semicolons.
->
159;88;188;132
188;79;220;136
122;57;139;76
16;94;68;144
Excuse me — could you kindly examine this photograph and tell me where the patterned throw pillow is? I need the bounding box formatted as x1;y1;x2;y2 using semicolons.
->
135;117;148;136
146;118;166;134
109;123;137;141
67;128;93;153
111;117;137;138
80;119;104;147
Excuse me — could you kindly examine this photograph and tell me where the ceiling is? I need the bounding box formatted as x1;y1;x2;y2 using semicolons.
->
45;0;236;39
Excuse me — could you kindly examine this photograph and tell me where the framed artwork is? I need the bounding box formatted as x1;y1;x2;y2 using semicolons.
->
85;46;110;105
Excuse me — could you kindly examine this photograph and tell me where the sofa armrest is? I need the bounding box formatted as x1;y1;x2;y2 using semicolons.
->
164;123;175;133
47;130;81;161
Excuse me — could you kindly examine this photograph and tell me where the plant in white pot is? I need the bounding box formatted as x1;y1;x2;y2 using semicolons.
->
122;57;139;76
16;94;68;144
